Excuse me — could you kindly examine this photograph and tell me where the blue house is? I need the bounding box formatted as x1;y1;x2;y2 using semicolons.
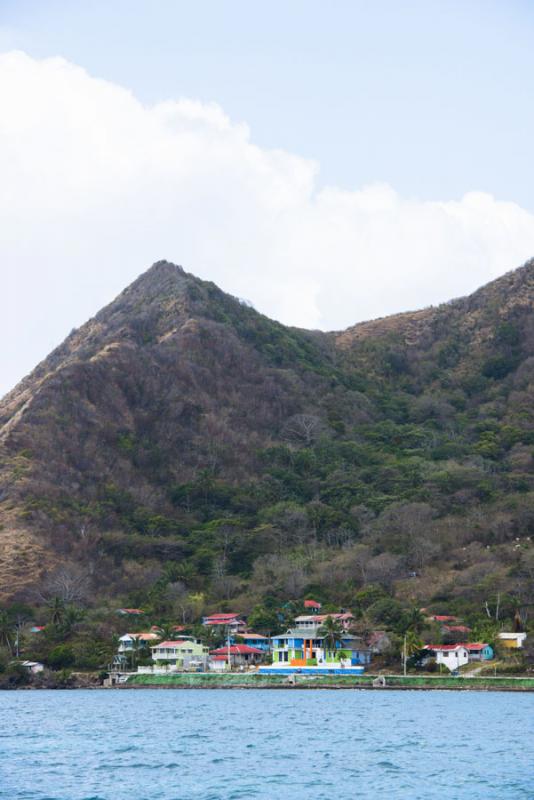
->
234;632;270;652
466;643;494;660
265;625;371;673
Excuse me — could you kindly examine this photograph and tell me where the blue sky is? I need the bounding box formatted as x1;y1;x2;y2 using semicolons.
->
3;0;534;206
1;1;534;396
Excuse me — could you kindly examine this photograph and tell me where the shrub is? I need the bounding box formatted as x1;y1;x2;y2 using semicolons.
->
47;645;75;670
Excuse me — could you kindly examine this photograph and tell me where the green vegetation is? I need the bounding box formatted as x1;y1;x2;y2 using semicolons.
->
1;261;534;669
126;672;534;691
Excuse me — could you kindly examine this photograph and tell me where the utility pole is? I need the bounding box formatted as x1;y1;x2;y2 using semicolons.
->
14;615;24;658
403;633;407;676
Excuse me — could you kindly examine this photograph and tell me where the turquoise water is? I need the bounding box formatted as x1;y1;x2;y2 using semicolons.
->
1;689;532;799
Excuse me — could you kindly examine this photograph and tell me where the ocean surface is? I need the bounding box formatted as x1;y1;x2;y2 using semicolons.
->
1;689;533;800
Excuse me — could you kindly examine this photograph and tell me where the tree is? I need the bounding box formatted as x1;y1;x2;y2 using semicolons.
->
281;414;324;447
128;636;141;671
404;629;423;657
247;604;281;635
367;597;406;629
58;606;85;636
155;623;177;642
404;607;426;634
319;616;344;656
42;565;90;605
0;611;13;655
47;644;75;670
49;597;66;627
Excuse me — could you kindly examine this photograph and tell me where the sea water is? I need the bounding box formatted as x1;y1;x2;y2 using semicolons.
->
0;689;532;799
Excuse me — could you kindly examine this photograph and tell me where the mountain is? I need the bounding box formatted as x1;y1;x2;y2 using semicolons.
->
1;260;534;620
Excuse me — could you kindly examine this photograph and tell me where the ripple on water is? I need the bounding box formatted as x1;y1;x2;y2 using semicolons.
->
0;689;532;800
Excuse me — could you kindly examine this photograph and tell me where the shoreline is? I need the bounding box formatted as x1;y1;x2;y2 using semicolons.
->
117;672;534;692
118;683;534;692
4;672;534;692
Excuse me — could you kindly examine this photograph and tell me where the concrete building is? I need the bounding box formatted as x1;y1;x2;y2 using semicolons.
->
498;632;527;649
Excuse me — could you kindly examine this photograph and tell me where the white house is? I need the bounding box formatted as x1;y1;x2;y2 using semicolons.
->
117;632;159;653
425;644;469;671
20;660;44;674
293;612;354;630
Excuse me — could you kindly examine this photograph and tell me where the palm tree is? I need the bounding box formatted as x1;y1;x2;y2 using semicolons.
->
49;596;65;627
318;616;344;657
156;623;177;642
59;605;85;636
129;635;141;671
405;629;423;657
405;607;425;634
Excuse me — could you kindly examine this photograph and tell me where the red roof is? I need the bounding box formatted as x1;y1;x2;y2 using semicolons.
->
443;625;471;633
304;600;322;609
152;640;189;648
128;632;158;641
210;644;263;655
211;655;229;661
236;632;268;640
426;642;488;652
204;613;244;625
310;612;353;623
432;615;457;622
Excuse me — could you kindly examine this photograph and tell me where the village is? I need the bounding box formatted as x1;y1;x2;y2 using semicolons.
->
105;599;528;683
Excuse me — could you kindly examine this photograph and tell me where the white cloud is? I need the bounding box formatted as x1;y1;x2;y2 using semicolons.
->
2;50;534;396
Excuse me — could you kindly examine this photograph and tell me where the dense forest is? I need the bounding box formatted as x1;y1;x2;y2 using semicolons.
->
0;259;533;674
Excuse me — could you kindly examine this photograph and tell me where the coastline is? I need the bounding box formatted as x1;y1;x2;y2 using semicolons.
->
4;672;534;692
119;672;534;692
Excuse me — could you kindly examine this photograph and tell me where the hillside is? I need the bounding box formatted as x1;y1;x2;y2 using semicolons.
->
1;260;533;628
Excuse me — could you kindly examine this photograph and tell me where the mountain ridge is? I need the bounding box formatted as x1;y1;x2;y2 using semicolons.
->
1;258;534;614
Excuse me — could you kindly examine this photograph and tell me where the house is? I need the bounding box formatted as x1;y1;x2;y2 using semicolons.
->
498;632;527;649
202;613;246;633
150;639;209;670
431;615;458;623
464;642;493;661
293;612;354;630
30;626;46;634
209;655;232;672
260;624;370;675
425;644;469;671
20;660;44;674
425;642;493;670
235;632;270;652
209;644;264;670
118;632;159;654
303;599;322;612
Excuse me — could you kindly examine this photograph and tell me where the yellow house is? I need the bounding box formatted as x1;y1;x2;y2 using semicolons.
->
498;632;527;649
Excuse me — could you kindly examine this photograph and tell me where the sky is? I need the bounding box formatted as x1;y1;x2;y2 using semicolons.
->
1;0;534;397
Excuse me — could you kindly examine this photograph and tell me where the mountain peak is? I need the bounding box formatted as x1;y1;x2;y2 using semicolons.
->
2;256;534;603
130;259;186;287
